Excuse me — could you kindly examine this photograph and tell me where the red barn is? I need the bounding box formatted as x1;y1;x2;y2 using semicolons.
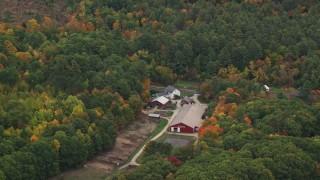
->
170;104;205;133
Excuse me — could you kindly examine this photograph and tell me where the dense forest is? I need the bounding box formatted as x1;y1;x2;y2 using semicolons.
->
0;0;319;179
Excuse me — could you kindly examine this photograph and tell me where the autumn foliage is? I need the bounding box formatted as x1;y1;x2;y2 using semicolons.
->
198;125;224;139
167;156;183;167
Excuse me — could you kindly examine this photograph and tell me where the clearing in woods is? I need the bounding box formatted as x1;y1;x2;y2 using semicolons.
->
50;115;158;180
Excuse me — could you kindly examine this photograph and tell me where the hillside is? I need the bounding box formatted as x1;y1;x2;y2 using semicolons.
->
0;0;319;179
0;0;69;22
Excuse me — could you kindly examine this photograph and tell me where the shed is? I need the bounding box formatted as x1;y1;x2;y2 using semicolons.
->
148;114;161;119
181;96;192;106
169;104;205;133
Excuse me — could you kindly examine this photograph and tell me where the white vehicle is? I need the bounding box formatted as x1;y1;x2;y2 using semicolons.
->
263;85;270;92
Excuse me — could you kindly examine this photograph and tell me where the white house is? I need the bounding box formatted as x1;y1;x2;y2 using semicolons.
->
165;85;180;99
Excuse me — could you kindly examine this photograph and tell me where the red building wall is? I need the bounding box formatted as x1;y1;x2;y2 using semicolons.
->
170;123;194;133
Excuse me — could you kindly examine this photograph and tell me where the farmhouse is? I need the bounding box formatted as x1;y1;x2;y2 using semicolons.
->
165;85;180;99
151;96;169;107
169;104;205;133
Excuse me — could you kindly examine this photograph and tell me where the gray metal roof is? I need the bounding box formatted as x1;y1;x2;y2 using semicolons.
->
170;104;205;128
165;85;176;93
148;114;161;118
182;96;192;104
155;92;168;97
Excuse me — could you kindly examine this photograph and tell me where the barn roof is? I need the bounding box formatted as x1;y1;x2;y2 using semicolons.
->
165;85;177;93
151;96;169;105
170;104;205;128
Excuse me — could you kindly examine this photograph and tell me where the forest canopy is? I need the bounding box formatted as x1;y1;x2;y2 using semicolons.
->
0;0;320;179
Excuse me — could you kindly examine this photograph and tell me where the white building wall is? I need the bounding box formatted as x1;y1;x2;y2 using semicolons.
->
171;127;180;132
173;89;180;96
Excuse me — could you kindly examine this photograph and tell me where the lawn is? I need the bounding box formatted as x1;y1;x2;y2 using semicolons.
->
154;111;174;117
174;80;200;90
180;91;195;97
163;103;177;110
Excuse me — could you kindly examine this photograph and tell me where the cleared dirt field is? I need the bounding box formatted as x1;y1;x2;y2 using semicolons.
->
50;115;157;180
164;137;191;148
156;133;197;148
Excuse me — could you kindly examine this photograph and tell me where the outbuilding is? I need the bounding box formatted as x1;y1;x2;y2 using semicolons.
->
151;96;169;107
169;104;205;133
180;96;193;106
148;114;161;119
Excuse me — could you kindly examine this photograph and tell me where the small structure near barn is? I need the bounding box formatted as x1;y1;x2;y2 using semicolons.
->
151;96;169;107
148;113;161;119
169;104;205;133
180;96;193;106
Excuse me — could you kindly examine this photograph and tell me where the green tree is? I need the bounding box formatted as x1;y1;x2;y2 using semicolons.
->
0;68;19;87
24;139;59;178
128;95;144;117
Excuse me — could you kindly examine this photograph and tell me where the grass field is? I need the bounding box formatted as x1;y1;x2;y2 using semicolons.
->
180;91;195;97
174;80;200;90
163;103;177;110
154;111;174;117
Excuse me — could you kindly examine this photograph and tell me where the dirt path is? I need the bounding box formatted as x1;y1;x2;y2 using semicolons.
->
50;115;158;180
120;106;181;169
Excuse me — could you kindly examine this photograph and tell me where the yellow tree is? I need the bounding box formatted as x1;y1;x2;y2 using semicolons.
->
72;104;87;118
26;19;40;31
15;52;33;61
113;20;121;30
6;29;14;36
4;40;17;54
53;139;61;151
42;16;59;30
